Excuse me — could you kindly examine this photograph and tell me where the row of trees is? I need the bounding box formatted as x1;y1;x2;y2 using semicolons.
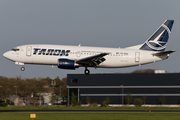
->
125;93;166;106
83;93;166;107
131;69;156;73
0;76;67;105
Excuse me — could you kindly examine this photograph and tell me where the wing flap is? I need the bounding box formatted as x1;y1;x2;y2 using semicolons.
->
76;53;109;67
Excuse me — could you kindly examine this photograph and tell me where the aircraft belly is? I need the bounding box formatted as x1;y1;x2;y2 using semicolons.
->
26;56;58;65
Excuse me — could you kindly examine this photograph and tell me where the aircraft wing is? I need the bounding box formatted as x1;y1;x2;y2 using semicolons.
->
152;50;176;56
76;53;109;67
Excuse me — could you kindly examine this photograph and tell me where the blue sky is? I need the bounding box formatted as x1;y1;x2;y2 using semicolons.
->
1;0;180;79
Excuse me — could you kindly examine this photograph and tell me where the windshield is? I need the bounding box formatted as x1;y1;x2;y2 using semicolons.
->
11;48;20;52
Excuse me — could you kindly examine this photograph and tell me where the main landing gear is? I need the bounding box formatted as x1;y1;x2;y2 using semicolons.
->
84;67;90;75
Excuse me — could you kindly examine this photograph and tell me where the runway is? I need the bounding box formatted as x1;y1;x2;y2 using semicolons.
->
1;110;180;113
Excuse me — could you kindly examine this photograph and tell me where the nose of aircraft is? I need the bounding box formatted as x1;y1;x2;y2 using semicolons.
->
3;51;9;59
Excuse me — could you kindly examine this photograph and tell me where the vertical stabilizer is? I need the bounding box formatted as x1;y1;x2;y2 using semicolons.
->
140;20;174;51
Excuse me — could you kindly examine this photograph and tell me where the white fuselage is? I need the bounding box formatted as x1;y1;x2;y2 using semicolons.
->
3;44;167;68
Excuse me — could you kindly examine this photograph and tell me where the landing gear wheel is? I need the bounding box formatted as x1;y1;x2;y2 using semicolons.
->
84;69;90;75
21;67;25;71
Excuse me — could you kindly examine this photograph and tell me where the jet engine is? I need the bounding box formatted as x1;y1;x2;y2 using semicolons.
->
57;58;79;69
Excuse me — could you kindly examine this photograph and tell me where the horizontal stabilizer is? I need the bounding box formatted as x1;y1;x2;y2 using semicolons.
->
152;50;176;56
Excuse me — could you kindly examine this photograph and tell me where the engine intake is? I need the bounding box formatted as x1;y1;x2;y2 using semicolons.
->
58;59;78;69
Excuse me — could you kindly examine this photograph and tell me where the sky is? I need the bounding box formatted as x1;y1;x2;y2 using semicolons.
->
1;0;180;79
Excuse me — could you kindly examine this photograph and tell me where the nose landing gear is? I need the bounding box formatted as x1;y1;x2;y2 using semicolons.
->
15;62;25;71
21;66;25;71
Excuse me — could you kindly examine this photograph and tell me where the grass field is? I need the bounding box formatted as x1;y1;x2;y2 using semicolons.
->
0;113;180;120
1;107;180;120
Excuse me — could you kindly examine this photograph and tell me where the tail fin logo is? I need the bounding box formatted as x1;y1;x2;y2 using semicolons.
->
140;20;174;51
149;30;166;46
146;29;169;50
146;25;170;51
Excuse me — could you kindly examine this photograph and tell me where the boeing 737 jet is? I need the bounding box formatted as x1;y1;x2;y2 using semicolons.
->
3;20;175;75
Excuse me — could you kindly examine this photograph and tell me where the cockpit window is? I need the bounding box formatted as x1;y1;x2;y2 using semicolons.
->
11;48;20;52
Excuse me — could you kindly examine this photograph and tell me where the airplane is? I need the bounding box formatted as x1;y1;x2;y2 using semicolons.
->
3;20;175;75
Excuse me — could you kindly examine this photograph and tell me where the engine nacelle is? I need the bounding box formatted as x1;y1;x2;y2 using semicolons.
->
58;59;78;69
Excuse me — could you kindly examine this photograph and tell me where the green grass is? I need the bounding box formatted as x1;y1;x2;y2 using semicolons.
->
1;106;180;110
0;113;180;120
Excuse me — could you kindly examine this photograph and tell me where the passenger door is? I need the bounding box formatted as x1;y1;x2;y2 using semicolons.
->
26;46;32;56
135;52;140;62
